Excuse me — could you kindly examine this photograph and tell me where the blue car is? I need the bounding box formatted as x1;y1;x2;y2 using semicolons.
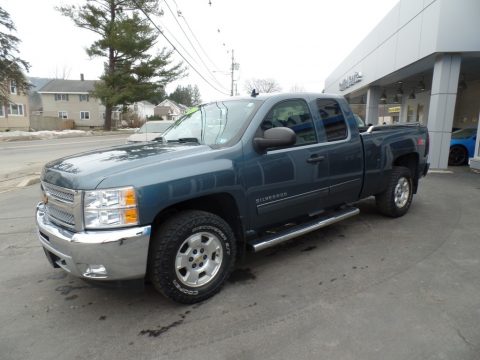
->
449;128;477;166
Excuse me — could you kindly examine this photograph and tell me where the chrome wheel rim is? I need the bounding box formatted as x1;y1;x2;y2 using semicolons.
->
394;177;410;208
175;232;223;288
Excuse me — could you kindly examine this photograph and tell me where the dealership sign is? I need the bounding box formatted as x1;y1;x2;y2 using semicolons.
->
339;72;363;91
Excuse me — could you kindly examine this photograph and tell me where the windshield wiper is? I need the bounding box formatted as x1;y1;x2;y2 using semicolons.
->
167;137;200;144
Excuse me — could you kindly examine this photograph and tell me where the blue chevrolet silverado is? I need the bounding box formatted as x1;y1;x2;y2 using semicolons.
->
36;93;429;303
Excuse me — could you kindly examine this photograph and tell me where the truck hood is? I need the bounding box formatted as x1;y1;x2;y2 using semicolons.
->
42;142;210;189
126;133;163;143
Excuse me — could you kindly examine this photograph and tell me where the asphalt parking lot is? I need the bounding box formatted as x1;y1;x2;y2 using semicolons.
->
0;168;479;360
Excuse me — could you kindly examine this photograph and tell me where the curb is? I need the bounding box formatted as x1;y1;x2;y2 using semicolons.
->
17;176;41;188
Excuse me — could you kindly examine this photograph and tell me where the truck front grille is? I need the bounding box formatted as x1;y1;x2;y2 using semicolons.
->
42;182;80;231
46;206;75;227
43;182;74;204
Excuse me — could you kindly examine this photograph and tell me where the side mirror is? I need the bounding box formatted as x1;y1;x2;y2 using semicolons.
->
253;127;296;151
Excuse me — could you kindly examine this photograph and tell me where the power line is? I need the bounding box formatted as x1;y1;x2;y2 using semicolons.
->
153;17;202;72
172;1;223;72
162;0;228;92
132;0;230;96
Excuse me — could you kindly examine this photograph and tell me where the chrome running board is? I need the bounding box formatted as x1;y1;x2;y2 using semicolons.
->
249;207;360;252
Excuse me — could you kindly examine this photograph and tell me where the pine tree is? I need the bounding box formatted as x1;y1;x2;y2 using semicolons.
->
58;0;185;130
168;84;202;107
0;6;30;103
191;85;202;106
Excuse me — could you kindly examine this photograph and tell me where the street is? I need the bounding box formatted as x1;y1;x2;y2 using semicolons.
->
0;146;479;360
0;134;128;192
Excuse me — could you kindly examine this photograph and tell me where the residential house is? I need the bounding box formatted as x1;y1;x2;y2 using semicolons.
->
129;100;155;119
38;76;105;128
0;79;30;130
28;77;53;114
154;99;188;120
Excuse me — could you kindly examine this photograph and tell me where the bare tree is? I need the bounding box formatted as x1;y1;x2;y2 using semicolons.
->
54;65;72;80
244;78;282;94
290;84;305;93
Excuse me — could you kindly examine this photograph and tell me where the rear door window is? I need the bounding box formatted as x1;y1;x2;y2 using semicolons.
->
316;99;348;142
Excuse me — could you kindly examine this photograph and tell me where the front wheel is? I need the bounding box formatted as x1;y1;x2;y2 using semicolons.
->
149;210;236;304
376;166;413;218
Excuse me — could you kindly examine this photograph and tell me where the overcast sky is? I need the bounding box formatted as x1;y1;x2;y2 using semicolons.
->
4;0;398;102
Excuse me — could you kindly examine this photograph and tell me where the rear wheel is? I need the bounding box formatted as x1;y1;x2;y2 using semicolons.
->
448;145;467;166
149;210;236;304
376;166;413;218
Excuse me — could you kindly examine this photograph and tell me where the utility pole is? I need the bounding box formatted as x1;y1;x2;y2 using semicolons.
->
230;50;239;96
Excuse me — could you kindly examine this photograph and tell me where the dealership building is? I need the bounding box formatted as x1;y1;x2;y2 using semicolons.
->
324;0;480;170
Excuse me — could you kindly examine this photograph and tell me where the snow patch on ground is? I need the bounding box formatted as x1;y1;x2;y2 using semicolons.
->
0;130;92;141
0;129;136;142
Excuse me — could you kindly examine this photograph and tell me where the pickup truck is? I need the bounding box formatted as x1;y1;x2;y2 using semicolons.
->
36;93;429;303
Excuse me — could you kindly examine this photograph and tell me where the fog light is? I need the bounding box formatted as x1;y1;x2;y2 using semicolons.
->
84;264;107;278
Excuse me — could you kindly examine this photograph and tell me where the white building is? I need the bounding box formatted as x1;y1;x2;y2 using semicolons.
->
129;101;155;120
324;0;480;170
154;99;188;121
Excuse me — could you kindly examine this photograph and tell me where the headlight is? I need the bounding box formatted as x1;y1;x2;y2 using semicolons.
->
84;187;139;229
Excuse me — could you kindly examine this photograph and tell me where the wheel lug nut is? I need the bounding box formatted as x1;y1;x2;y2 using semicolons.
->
193;249;198;255
189;257;193;262
192;264;197;268
200;248;204;253
203;255;207;260
199;262;204;267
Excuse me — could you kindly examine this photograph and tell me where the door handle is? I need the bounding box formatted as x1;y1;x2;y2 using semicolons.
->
306;155;325;164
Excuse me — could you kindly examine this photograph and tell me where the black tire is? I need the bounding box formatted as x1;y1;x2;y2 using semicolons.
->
149;210;236;304
448;145;467;166
375;166;413;218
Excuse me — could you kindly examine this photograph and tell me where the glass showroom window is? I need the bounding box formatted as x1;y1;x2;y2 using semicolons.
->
80;111;90;120
58;111;68;119
8;104;24;116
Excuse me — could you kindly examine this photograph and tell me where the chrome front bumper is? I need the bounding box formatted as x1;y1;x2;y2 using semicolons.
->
36;203;151;280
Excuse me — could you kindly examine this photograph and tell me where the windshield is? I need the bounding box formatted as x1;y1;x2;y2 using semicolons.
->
162;100;260;146
137;122;172;134
452;128;476;139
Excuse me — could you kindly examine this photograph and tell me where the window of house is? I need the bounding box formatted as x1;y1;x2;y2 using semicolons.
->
58;111;68;119
8;104;24;116
0;105;4;117
79;94;89;102
316;99;348;142
54;94;69;101
80;111;90;120
10;80;17;94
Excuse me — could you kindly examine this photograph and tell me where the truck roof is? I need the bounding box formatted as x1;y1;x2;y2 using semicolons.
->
204;92;346;104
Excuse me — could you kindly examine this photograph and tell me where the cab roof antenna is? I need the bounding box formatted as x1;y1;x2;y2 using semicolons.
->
251;89;259;97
